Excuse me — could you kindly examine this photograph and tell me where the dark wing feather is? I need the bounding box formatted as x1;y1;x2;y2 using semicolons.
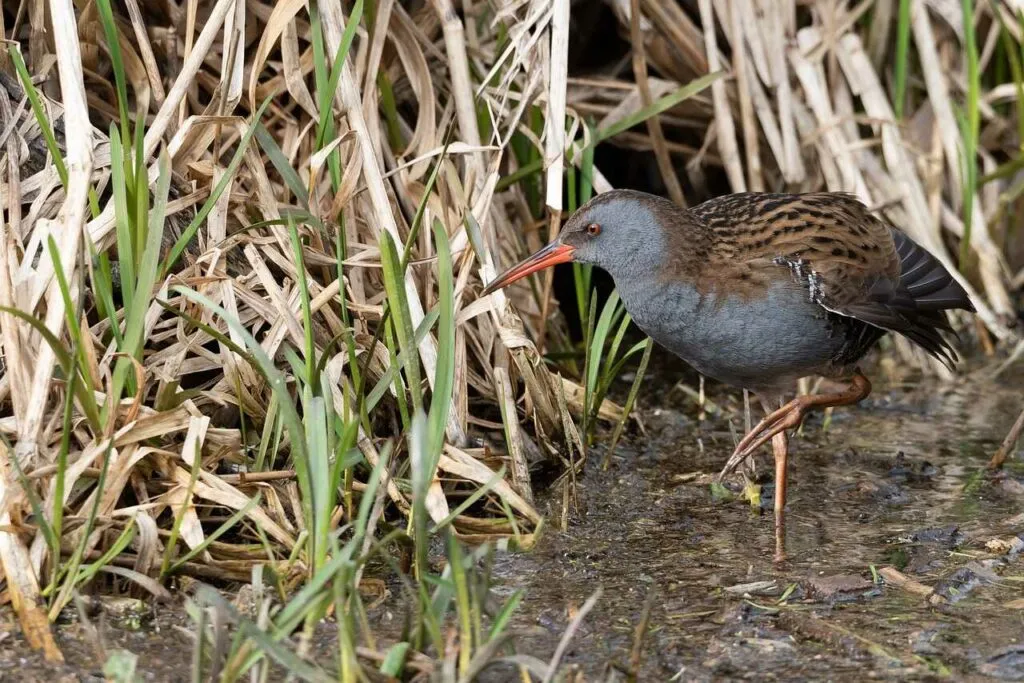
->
888;228;975;310
806;227;972;369
833;228;973;368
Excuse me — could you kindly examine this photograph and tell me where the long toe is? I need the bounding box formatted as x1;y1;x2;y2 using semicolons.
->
720;441;758;479
737;408;805;462
720;405;804;478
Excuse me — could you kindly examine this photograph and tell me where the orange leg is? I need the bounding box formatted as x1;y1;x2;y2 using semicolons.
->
718;372;872;482
718;373;872;562
772;429;788;562
772;429;788;518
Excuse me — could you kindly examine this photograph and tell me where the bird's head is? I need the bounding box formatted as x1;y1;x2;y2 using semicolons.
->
483;189;676;295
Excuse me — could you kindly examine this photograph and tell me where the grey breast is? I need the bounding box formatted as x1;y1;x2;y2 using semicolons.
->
616;276;846;391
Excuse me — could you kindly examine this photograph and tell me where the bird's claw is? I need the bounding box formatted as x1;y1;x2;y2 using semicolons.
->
718;399;808;480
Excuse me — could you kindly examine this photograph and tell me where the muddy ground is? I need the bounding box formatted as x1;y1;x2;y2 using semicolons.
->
1;351;1022;681
488;353;1024;681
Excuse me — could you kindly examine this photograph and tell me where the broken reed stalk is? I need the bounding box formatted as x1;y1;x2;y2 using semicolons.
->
988;403;1024;470
630;0;687;207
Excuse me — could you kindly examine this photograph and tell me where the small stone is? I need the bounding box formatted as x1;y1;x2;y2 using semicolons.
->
905;525;964;547
911;627;946;655
979;645;1024;680
930;563;998;605
806;574;872;600
98;597;150;631
987;538;1015;554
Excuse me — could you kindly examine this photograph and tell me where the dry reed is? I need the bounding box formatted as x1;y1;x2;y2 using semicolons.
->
0;0;1021;665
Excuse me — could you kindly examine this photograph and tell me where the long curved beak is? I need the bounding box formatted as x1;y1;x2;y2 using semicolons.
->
483;241;576;295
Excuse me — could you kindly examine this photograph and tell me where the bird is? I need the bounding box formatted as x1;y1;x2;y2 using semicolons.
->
483;188;974;550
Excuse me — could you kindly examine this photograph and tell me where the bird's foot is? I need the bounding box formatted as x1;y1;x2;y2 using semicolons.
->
716;372;872;481
718;399;809;479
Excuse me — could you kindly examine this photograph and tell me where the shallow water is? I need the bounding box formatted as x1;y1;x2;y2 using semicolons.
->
489;355;1024;680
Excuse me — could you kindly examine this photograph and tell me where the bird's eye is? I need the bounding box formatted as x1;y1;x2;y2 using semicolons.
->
586;223;601;236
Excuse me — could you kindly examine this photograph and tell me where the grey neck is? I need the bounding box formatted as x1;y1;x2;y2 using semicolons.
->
612;272;701;339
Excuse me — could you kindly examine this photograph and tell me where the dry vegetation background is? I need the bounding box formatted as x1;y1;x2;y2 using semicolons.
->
0;0;1022;673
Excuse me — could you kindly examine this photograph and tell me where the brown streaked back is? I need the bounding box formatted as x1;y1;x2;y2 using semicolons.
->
676;191;971;367
684;192;900;303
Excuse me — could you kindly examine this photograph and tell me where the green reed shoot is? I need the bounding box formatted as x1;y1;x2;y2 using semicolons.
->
893;0;912;118
959;0;981;266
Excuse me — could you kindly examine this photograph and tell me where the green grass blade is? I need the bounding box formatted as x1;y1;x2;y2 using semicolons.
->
0;306;101;431
0;306;74;372
50;436;116;616
379;642;410;677
75;522;136;587
960;0;980;266
447;532;473;676
93;0;131;128
162;96;273;277
573;123;597;337
209;454;387;670
8;46;68;186
428;218;455;462
604;337;651;385
287;217;317;386
132;100;147;242
50;356;79;566
596;71;725;142
378;233;423;414
315;0;364;148
91;249;122;344
304;394;332;570
255;124;310;208
160;447;203;578
606;338;654;461
487;589;524;642
429;466;506;533
893;0;911;118
598;301;632;395
363;309;437;414
168;494;263;574
400;134;456;269
109;125;136;311
4;438;59;583
170;286;312;539
109;148;171;407
585;291;622;419
580;294;598;441
580;123;595;203
45;237;101;428
192;586;335;683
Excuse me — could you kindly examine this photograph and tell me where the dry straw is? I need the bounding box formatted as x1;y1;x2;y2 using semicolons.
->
0;0;1021;663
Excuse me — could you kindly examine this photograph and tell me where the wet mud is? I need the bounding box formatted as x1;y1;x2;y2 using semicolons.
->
2;355;1022;681
490;355;1024;680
